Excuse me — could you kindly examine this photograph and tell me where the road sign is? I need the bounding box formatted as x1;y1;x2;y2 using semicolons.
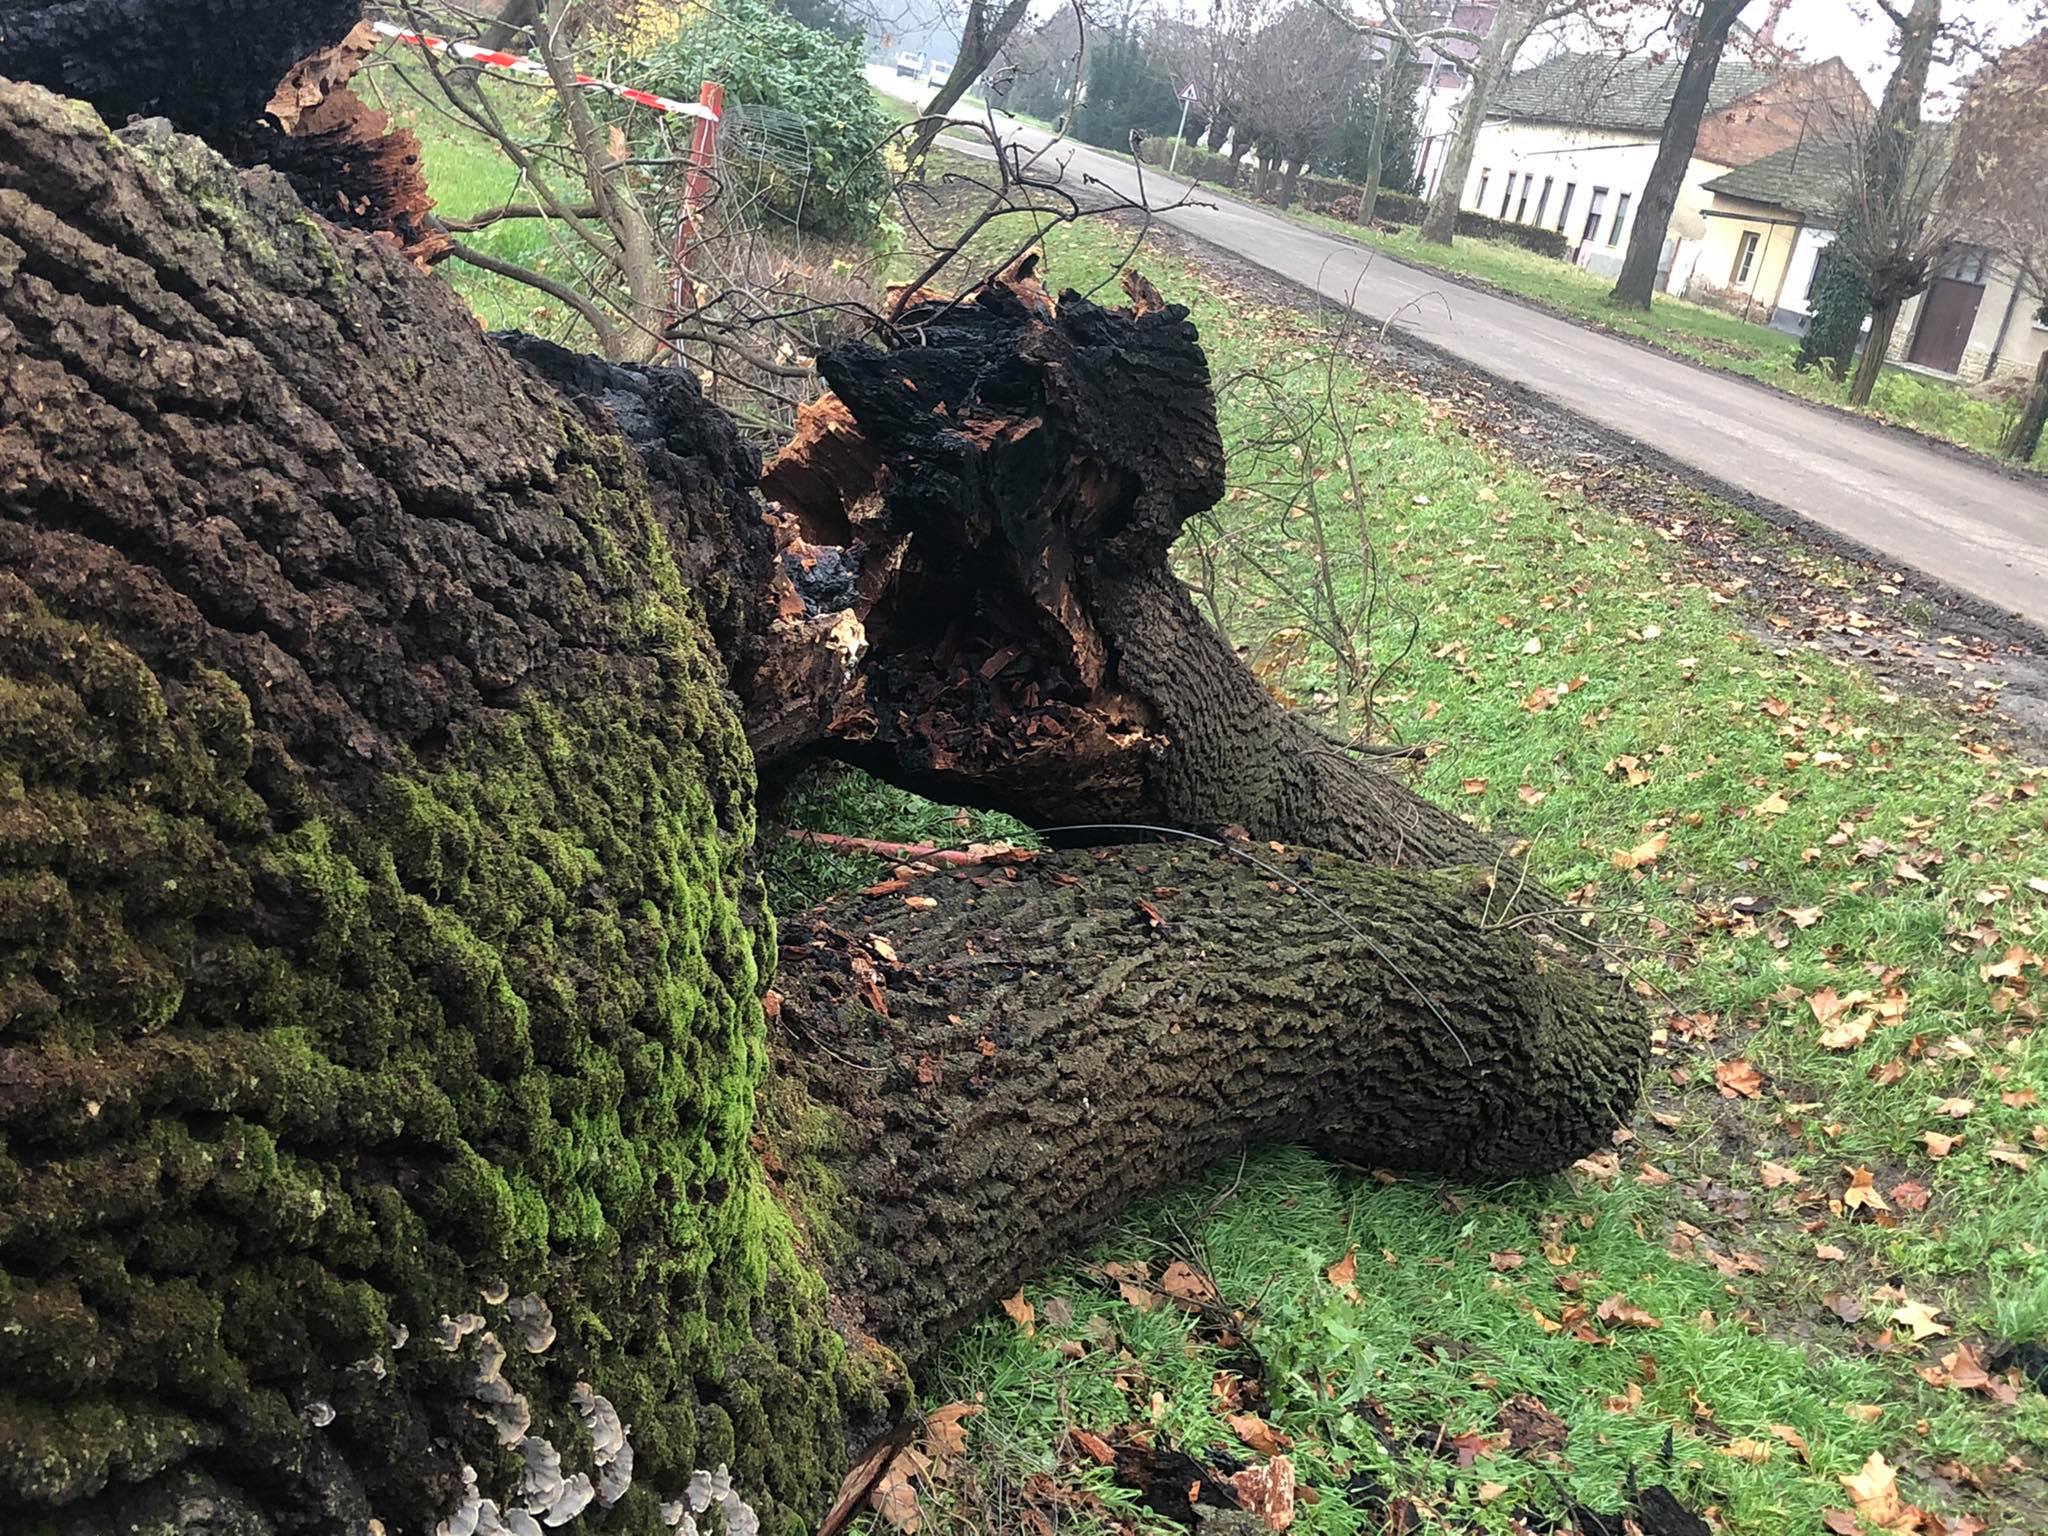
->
1169;85;1198;176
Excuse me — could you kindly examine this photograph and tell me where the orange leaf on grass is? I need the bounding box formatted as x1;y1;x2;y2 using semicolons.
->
1715;1058;1764;1098
1000;1292;1035;1335
1227;1413;1293;1457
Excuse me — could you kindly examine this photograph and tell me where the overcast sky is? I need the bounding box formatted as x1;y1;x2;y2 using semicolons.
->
1770;0;2035;102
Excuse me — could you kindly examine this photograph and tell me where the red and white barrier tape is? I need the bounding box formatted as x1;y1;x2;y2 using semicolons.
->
371;19;718;121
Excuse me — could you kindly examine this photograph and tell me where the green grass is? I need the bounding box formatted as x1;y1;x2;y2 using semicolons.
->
1272;207;2044;471
816;212;2048;1536
363;63;602;340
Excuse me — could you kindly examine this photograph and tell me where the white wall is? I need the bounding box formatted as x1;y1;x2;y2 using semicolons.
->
1777;226;1834;320
1461;120;1659;275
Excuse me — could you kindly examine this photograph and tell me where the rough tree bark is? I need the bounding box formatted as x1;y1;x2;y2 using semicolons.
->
772;845;1645;1369
0;17;1647;1533
1848;292;1905;405
2004;350;2048;462
1609;0;1752;310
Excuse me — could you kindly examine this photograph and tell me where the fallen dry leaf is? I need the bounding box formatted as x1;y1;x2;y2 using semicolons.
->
1070;1429;1116;1466
1840;1452;1904;1530
1842;1166;1890;1213
1594;1294;1661;1330
1889;1298;1948;1341
1103;1260;1154;1311
1923;1131;1962;1158
1000;1292;1035;1336
1936;1342;2019;1404
1613;829;1669;871
1715;1058;1765;1099
1770;1424;1813;1463
1760;1160;1802;1188
1843;1402;1882;1423
1227;1412;1293;1457
870;1446;932;1533
1159;1259;1217;1307
1326;1250;1358;1297
1821;1013;1874;1051
922;1402;981;1457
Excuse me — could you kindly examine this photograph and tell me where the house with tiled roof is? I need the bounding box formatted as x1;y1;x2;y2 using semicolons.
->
1694;128;2047;387
1451;49;1867;281
1689;141;1851;331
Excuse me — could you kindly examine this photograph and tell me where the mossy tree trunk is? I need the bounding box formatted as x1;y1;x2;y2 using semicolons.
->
0;80;882;1536
0;27;1648;1535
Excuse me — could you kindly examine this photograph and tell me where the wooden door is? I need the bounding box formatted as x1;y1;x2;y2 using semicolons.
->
1907;276;1984;374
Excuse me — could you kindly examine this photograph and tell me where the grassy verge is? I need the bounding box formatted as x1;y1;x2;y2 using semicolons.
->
1261;203;2043;472
813;210;2048;1536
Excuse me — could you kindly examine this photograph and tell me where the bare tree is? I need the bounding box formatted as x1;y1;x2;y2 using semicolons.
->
1314;0;1600;247
1237;2;1368;204
1153;0;1277;153
1941;32;2048;457
1607;0;1757;310
382;0;676;361
1795;0;1943;377
1831;125;1951;401
905;0;1035;164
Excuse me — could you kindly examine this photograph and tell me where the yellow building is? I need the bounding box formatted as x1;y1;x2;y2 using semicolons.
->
1692;143;1850;330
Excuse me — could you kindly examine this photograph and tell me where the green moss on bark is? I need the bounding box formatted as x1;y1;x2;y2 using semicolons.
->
0;82;886;1525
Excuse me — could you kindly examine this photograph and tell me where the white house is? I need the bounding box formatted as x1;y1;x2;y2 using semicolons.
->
1451;51;1867;280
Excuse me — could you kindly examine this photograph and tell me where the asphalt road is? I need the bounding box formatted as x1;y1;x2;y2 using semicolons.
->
872;69;2048;631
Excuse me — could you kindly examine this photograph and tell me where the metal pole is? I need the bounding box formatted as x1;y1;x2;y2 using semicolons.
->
1168;94;1191;176
669;80;725;329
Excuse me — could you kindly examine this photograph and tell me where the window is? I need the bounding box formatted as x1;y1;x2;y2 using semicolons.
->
1804;251;1826;301
1608;191;1632;246
1732;230;1761;285
1476;169;1490;211
1582;187;1608;243
1533;175;1553;227
1501;172;1517;219
1939;245;1990;283
1515;178;1533;222
1556;183;1576;233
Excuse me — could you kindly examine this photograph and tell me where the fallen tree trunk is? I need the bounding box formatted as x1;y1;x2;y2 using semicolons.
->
771;844;1645;1368
0;64;1645;1536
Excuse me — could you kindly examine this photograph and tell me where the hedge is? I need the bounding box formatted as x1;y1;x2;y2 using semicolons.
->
1135;140;1570;261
